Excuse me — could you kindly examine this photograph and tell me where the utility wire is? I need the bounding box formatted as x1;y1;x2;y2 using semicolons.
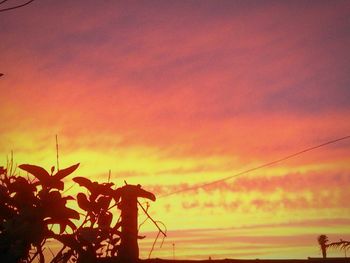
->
160;135;350;198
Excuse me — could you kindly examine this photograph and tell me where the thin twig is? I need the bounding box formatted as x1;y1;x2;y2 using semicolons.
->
56;134;60;171
0;0;9;6
148;231;160;259
9;150;13;177
138;201;166;237
138;202;150;230
0;0;35;12
63;183;76;194
155;220;167;248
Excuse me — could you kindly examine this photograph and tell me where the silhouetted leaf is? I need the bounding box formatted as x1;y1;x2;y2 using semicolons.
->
19;164;50;182
52;181;64;190
73;177;114;199
19;164;65;190
77;193;90;211
73;177;93;190
96;196;111;211
64;207;80;220
45;218;77;234
46;190;61;202
55;163;80;180
9;176;36;193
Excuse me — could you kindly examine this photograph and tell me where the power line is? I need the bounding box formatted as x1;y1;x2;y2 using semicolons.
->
160;135;350;198
0;0;35;12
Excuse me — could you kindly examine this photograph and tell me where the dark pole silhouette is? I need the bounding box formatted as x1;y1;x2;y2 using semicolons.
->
116;184;156;262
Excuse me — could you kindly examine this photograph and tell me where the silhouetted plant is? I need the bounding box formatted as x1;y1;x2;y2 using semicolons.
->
0;163;79;263
50;177;123;262
327;239;350;257
318;235;329;258
0;160;157;263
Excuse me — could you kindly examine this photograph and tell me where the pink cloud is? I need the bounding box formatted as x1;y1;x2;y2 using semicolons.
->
149;170;350;212
151;171;350;195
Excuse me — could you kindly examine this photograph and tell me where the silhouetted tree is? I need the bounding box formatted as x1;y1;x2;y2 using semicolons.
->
318;235;329;258
327;239;350;257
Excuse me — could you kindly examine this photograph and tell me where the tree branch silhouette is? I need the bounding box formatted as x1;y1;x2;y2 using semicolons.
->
0;0;10;5
0;0;35;12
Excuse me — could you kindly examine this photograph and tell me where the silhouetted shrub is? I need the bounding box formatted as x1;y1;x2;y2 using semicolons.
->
0;164;80;262
0;163;124;263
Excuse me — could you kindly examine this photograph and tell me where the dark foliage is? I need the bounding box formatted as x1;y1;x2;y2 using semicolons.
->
0;163;126;263
0;164;80;262
53;177;123;262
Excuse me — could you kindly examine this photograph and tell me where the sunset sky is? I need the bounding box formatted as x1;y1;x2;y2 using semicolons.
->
1;0;350;260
